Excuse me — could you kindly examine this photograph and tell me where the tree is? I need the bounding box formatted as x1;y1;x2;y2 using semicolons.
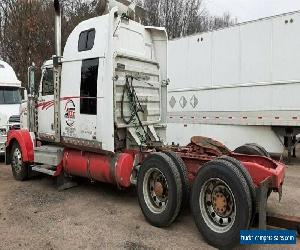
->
0;0;100;86
0;1;55;85
0;0;236;85
143;0;236;39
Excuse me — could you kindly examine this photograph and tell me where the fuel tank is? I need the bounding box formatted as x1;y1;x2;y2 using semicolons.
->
63;149;134;188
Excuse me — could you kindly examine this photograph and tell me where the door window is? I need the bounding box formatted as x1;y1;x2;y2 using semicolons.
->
42;68;54;96
80;58;99;115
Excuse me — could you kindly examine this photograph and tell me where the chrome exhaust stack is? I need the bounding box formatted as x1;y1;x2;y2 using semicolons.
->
54;0;62;57
53;0;62;143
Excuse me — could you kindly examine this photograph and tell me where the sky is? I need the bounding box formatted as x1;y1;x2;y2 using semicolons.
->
204;0;300;22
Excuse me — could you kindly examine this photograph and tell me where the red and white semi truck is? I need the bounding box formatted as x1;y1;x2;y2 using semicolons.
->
5;1;288;248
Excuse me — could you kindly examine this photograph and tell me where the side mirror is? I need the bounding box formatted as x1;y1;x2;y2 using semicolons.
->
22;88;28;102
27;64;36;95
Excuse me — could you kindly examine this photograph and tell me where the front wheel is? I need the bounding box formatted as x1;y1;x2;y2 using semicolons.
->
11;142;29;181
190;160;252;249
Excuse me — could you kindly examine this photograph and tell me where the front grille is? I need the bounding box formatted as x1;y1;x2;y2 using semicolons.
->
8;115;20;130
8;115;20;123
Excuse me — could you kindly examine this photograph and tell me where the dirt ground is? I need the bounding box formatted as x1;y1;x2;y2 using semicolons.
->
0;156;299;250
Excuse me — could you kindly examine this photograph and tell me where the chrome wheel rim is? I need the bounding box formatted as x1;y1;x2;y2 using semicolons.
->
143;168;168;214
11;147;22;174
199;178;236;233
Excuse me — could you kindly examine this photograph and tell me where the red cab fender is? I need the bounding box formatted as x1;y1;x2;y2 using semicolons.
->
6;129;35;163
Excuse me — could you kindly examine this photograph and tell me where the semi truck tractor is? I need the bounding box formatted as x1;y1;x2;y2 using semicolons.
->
167;10;300;160
5;1;289;248
0;60;22;154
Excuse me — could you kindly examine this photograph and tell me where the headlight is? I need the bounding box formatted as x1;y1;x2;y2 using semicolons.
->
0;128;7;136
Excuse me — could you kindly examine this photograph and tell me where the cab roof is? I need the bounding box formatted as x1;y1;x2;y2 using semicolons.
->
0;60;21;87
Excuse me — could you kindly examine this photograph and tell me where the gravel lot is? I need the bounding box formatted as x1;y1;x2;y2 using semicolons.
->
0;156;299;250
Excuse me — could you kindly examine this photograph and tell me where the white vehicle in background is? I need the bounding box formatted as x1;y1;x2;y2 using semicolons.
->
167;10;300;160
0;60;22;154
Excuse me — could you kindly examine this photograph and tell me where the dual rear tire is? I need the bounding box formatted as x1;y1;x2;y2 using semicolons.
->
137;153;254;249
137;152;182;227
234;143;270;158
137;152;188;227
190;158;253;249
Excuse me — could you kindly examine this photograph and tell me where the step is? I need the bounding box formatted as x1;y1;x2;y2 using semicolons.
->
34;145;64;166
32;165;56;176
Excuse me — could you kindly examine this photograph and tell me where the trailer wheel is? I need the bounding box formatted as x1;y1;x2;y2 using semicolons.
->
190;159;252;249
164;151;189;210
234;143;269;157
217;156;256;223
137;152;182;227
10;142;29;181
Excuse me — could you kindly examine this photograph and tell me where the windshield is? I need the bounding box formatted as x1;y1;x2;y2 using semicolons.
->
0;87;21;104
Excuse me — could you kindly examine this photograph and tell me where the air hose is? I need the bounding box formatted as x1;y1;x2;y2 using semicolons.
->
121;76;151;144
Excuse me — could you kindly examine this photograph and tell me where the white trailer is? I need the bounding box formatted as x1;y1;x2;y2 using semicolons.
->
167;10;300;158
0;60;22;154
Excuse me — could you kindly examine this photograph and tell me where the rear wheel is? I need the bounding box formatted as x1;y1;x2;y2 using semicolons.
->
190;160;252;249
164;151;189;211
137;152;182;227
245;143;270;158
11;142;29;181
234;143;269;157
217;156;256;223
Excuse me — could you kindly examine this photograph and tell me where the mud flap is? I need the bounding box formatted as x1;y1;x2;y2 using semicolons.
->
5;146;10;165
257;177;300;233
57;172;78;191
256;177;272;230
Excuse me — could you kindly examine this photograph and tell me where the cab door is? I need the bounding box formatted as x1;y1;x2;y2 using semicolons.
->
76;58;98;141
60;58;99;144
37;67;55;139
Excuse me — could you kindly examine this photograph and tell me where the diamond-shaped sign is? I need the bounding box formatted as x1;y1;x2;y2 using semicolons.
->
190;95;199;109
169;96;176;108
179;96;187;108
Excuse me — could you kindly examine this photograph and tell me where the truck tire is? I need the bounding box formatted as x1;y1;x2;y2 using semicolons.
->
217;156;256;224
234;143;269;157
137;152;182;227
190;159;252;249
10;142;29;181
164;151;189;211
245;143;270;158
